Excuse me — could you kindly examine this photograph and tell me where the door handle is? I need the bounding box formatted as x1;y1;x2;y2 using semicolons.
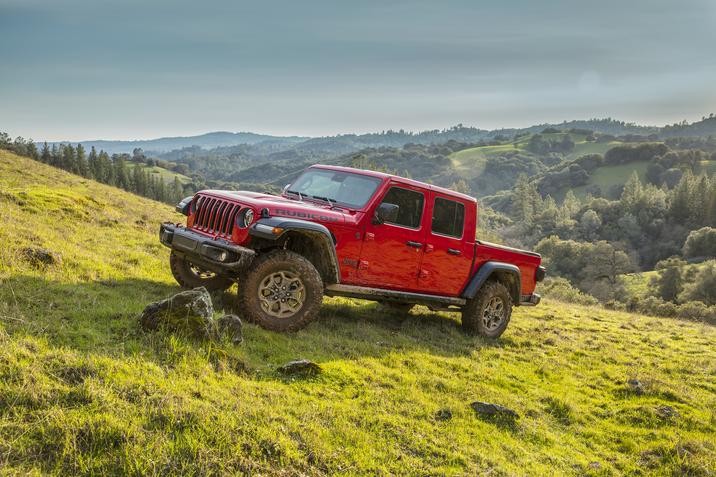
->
406;241;423;248
447;248;461;255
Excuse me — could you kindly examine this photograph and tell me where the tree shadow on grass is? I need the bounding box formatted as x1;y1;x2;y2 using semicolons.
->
1;275;508;368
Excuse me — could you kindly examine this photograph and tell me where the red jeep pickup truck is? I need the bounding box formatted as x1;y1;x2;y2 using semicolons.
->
160;165;544;338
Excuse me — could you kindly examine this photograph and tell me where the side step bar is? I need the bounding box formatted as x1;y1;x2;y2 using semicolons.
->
325;284;466;307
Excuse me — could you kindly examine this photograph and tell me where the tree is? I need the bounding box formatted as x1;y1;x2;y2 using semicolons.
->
652;257;686;302
40;142;51;164
579;209;601;240
512;174;541;224
62;144;77;173
683;227;716;258
132;148;146;163
98;151;113;184
132;164;147;195
679;263;716;305
88;147;100;179
113;155;130;190
76;144;89;178
620;171;642;212
582;241;635;301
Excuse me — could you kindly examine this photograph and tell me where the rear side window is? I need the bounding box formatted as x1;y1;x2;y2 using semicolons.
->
381;187;424;228
432;197;465;238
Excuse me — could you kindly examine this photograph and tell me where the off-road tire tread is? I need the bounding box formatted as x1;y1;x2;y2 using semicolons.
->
238;250;323;332
461;280;513;338
169;252;233;291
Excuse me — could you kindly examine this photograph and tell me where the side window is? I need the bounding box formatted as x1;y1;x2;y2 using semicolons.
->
432;197;465;238
381;187;424;228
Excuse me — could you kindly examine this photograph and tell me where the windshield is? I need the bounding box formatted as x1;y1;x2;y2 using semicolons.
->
288;169;382;208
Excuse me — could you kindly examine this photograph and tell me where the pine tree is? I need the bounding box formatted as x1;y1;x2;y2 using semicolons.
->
50;144;60;167
132;164;147;195
669;170;692;224
62;144;77;173
76;144;89;178
707;176;716;227
88;147;99;179
620;171;642;212
98;151;113;184
512;174;541;224
170;176;184;203
26;140;38;160
561;190;581;219
40;142;51;164
113;155;130;190
689;175;709;226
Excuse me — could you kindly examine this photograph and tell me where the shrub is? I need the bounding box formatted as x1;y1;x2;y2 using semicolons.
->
540;277;599;306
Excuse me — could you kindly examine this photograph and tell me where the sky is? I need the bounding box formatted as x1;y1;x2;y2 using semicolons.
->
1;0;715;142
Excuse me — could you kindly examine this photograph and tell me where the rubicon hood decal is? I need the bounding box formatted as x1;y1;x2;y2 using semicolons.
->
199;190;348;224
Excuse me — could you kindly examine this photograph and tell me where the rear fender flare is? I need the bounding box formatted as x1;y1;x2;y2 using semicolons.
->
462;262;521;304
249;217;340;283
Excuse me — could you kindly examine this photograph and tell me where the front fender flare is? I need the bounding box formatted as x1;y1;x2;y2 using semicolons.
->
461;261;521;304
249;217;340;283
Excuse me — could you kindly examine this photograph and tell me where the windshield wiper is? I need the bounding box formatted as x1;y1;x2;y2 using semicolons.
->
285;189;304;200
310;195;336;208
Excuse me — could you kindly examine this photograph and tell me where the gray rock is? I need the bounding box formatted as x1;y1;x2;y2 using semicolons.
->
21;247;61;267
655;405;679;419
140;287;216;338
277;359;322;376
217;314;243;344
470;401;519;420
435;408;453;421
627;378;645;395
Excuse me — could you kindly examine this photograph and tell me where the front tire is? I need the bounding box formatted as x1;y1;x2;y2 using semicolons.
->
238;250;323;332
461;280;513;338
169;252;234;291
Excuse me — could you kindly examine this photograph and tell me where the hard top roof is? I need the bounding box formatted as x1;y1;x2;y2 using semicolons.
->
309;164;477;203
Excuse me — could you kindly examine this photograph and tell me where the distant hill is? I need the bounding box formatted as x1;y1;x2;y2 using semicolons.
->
45;115;716;158
50;131;307;155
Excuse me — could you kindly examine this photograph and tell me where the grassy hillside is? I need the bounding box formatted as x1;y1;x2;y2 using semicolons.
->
1;151;715;475
623;260;716;297
138;163;192;185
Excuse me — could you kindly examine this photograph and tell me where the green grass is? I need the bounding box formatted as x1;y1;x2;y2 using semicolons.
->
571;161;650;198
566;140;622;161
700;160;716;175
1;151;716;475
623;260;716;298
448;134;623;182
137;164;192;185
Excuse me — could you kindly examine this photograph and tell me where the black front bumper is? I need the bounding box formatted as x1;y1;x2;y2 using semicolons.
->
159;222;255;274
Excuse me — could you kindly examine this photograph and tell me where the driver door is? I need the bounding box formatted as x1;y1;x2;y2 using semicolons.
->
357;184;426;291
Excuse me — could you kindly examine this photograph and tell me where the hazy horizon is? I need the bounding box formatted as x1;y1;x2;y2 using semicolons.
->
2;0;715;142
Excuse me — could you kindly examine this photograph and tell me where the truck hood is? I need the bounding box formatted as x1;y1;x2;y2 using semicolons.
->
198;190;356;225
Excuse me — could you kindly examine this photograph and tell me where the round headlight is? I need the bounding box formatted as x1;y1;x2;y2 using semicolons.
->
242;209;255;228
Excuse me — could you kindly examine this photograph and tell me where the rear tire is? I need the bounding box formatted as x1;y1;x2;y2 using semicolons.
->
238;250;323;332
461;280;512;339
169;252;234;291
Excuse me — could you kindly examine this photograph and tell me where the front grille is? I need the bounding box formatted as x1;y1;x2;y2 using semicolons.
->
191;195;241;237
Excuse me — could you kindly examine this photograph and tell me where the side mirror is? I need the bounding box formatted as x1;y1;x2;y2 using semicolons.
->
373;202;399;225
176;196;194;216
